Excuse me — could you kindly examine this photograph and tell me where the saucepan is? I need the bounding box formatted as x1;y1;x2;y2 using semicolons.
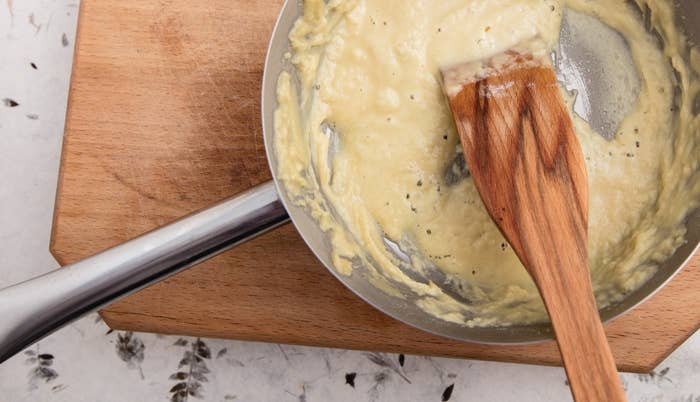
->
1;0;699;364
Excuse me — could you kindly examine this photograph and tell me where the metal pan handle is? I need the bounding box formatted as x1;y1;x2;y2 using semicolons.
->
0;181;289;363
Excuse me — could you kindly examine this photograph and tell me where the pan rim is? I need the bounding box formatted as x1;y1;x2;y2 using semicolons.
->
260;0;700;345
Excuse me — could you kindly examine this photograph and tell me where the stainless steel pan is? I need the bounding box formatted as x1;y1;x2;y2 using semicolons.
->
1;0;698;364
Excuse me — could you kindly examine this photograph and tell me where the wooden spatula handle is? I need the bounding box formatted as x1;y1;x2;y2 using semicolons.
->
536;258;627;402
442;56;627;401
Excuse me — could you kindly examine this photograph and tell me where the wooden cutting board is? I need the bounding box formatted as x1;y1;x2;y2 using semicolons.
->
51;0;700;373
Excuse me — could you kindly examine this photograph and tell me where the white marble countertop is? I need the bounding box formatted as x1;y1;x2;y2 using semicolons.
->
1;1;699;401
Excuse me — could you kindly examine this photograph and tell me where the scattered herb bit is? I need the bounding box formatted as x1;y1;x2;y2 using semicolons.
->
26;113;39;120
637;366;672;384
169;338;211;402
551;5;556;11
410;94;415;100
437;28;442;33
365;353;411;383
417;180;423;187
174;338;188;346
398;354;405;367
472;270;476;275
116;332;145;366
626;153;635;158
61;33;69;47
635;141;640;148
374;371;388;386
383;21;387;26
216;348;227;359
314;84;320;90
608;152;613;156
345;372;357;388
170;372;188;380
442;383;455;401
634;127;639;133
30;62;37;70
2;98;19;107
406;193;410;199
501;242;507;251
411;206;417;213
196;341;211;359
484;26;491;32
443;134;448;140
116;332;145;379
426;229;432;235
26;347;58;389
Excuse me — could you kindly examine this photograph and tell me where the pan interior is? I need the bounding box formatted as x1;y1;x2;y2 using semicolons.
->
262;0;700;343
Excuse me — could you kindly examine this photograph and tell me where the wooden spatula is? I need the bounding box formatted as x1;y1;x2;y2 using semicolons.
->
441;50;627;402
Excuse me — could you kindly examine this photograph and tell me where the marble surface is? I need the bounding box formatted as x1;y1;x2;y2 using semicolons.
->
1;1;699;401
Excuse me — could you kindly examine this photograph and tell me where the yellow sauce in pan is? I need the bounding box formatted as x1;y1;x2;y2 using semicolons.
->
274;0;700;326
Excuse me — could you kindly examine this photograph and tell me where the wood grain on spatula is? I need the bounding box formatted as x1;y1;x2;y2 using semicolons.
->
441;51;627;402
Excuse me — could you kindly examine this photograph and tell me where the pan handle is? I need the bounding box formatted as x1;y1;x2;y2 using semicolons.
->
0;180;289;363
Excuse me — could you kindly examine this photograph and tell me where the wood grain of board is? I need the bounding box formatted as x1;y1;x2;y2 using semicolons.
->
50;0;700;373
